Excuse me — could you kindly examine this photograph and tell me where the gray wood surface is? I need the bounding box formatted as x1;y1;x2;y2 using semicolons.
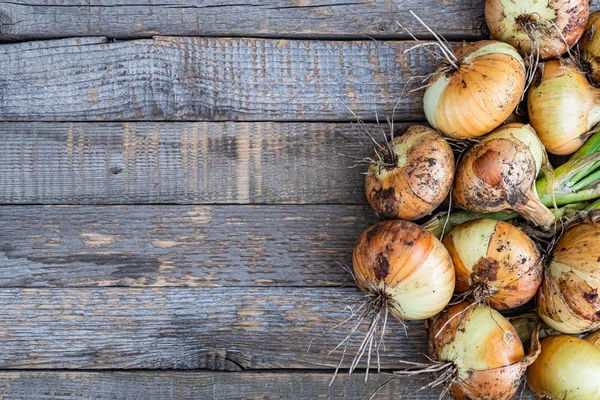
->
0;36;442;122
0;204;376;287
0;122;379;205
0;0;489;41
0;371;458;400
0;287;428;369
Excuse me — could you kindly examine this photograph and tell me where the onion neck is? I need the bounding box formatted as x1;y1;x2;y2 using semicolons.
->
514;189;555;229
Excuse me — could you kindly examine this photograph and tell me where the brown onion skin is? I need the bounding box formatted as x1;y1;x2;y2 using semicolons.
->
527;59;600;155
365;125;454;220
485;0;589;60
353;220;455;321
424;41;525;139
586;329;600;347
452;123;554;228
581;12;600;85
429;302;528;400
443;219;542;310
538;220;600;333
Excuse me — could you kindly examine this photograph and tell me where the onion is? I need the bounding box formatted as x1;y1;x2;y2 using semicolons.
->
411;302;539;399
442;219;542;310
453;123;555;229
365;125;454;220
353;220;454;320
340;219;455;376
527;335;600;399
537;219;600;334
581;11;600;86
485;0;589;60
527;59;600;155
423;40;526;139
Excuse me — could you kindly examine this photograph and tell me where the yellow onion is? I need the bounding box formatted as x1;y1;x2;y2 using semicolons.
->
443;219;542;310
586;329;600;347
527;335;600;399
353;220;455;321
537;220;600;333
581;12;600;85
340;219;455;376
365;125;454;220
425;302;539;400
528;59;600;155
485;0;589;59
453;123;555;229
423;40;525;139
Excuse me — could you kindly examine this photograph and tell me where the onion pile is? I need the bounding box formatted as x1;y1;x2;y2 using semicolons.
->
327;5;600;399
365;125;454;220
485;0;589;59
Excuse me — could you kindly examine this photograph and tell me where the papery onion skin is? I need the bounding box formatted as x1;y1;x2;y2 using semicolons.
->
581;12;600;85
453;123;555;228
527;335;600;399
443;219;542;310
586;329;600;347
528;59;600;155
424;40;525;139
365;125;454;220
353;220;455;320
429;302;528;400
485;0;589;60
537;221;600;334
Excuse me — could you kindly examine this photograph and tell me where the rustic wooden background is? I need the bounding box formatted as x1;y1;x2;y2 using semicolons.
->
0;1;571;399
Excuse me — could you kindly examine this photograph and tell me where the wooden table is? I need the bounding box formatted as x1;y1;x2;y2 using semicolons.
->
0;1;546;399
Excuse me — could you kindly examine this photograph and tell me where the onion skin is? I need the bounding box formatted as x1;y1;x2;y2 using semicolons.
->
528;59;600;155
424;40;525;139
365;125;454;220
527;335;600;399
580;11;600;85
443;219;542;310
453;123;555;229
429;302;535;400
353;220;454;320
586;329;600;347
538;220;600;333
485;0;589;60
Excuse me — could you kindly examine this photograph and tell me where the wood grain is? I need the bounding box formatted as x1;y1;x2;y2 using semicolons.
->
0;36;441;121
0;205;379;287
0;0;490;41
0;121;380;205
0;371;536;400
0;287;428;370
0;371;420;399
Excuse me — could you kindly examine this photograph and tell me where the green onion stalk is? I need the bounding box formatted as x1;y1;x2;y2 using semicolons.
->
425;130;600;239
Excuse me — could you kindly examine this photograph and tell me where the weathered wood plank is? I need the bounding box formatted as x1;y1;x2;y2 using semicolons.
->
0;205;378;287
0;371;535;399
0;287;427;369
0;122;378;205
0;36;439;121
0;1;490;41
